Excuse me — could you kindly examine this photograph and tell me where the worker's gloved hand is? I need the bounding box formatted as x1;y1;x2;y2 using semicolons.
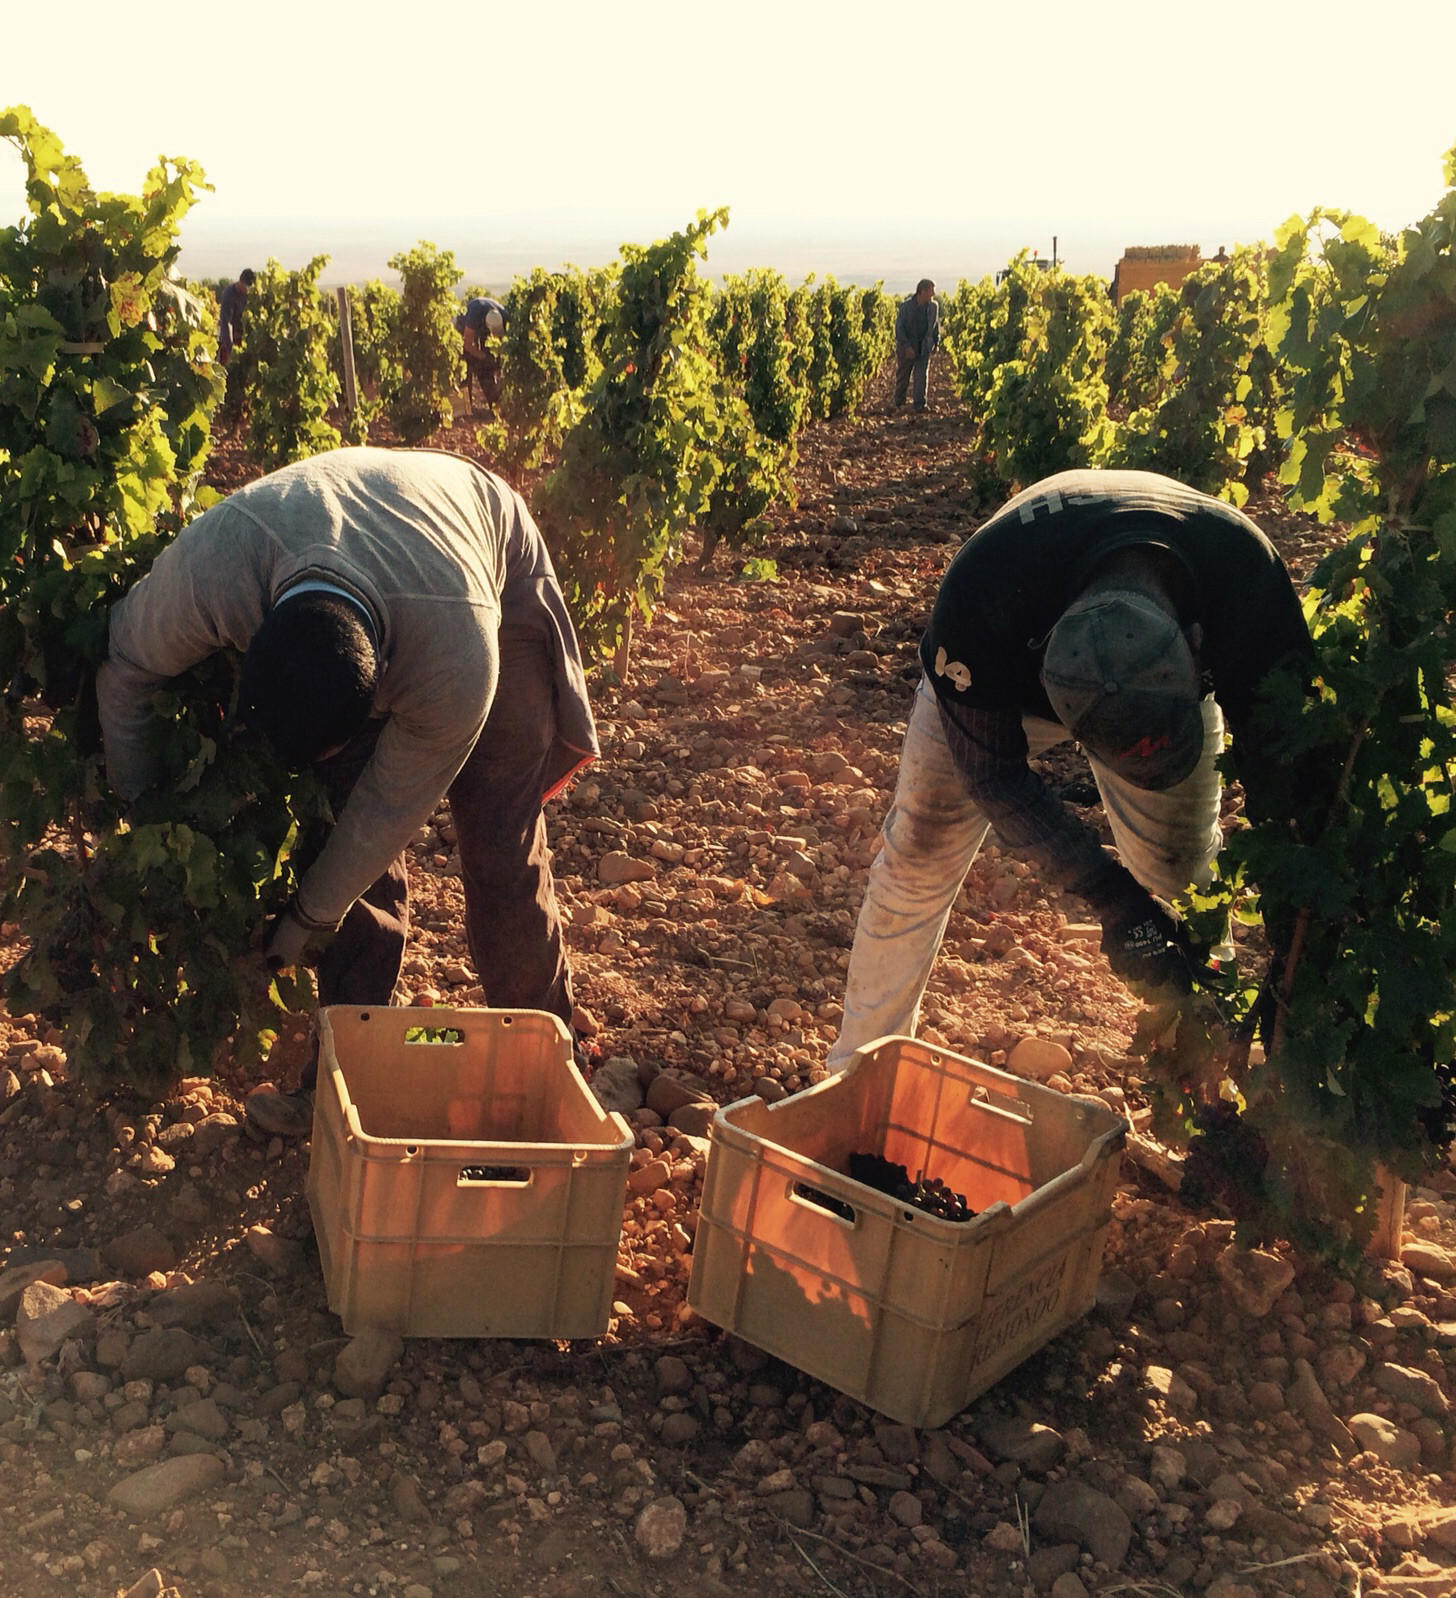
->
262;901;333;972
1099;887;1199;995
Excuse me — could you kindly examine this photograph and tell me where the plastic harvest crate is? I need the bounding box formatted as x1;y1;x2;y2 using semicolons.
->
307;1006;632;1339
687;1036;1128;1427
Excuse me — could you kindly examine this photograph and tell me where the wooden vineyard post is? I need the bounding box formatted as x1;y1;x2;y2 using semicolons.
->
612;610;633;687
336;286;358;416
1367;1166;1407;1262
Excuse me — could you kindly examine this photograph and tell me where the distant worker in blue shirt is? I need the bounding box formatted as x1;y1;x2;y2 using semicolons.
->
455;295;507;413
893;279;940;413
217;268;255;365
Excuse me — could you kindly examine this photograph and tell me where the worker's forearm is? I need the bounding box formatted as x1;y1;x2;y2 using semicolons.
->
937;697;1120;902
96;655;167;802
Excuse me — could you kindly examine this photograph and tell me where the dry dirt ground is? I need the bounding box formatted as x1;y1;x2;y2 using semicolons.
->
3;368;1456;1598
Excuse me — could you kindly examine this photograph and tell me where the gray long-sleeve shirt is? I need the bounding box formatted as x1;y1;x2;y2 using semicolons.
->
97;447;598;927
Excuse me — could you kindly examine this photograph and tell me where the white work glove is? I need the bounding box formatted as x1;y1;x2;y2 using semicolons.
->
263;900;336;971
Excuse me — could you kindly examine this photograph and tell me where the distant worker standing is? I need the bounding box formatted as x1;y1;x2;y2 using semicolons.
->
893;278;940;412
217;268;256;365
455;295;508;412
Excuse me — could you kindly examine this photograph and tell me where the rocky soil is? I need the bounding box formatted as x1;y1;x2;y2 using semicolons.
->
3;370;1456;1598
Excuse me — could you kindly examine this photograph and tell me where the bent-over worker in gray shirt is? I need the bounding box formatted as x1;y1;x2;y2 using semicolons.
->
98;447;599;1091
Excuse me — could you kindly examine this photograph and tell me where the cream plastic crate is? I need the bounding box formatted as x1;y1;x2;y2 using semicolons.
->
307;1006;632;1339
687;1036;1127;1427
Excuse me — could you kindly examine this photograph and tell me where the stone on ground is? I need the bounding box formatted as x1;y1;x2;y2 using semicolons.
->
107;1453;226;1516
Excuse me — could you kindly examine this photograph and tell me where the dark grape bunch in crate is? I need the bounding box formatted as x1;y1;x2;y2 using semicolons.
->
848;1152;976;1222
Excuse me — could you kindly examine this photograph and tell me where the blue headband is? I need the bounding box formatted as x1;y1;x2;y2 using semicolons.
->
275;578;379;653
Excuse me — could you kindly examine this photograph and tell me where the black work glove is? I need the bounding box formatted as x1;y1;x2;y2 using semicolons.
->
1094;873;1199;995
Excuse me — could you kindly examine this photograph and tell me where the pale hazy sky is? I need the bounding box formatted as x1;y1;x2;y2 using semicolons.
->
4;0;1454;285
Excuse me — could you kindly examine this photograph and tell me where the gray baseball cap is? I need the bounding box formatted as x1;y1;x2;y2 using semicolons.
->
1040;589;1204;790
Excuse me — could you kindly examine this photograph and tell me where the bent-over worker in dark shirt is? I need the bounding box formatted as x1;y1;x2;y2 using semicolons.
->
828;468;1315;1068
455;296;507;411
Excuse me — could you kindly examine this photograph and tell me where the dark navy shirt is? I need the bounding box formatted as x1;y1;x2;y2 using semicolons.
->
461;296;506;336
218;281;248;347
918;469;1313;902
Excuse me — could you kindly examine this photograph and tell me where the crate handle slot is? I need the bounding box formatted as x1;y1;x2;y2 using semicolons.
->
971;1084;1034;1124
458;1165;533;1187
403;1025;465;1045
790;1181;858;1227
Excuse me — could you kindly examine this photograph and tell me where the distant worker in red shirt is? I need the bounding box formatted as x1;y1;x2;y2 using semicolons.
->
828;469;1316;1068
